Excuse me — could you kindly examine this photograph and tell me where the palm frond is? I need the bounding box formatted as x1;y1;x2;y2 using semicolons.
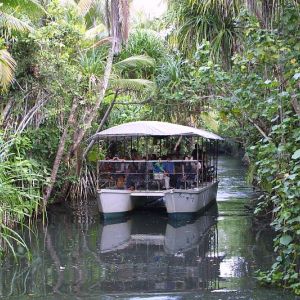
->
109;78;156;92
114;55;156;70
78;0;94;15
0;49;17;90
0;12;34;33
1;0;46;16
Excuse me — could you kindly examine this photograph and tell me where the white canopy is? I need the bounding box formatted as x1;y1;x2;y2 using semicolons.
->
91;121;223;140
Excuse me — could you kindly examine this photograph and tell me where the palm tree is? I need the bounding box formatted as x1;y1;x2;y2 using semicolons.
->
0;47;16;90
165;0;298;68
0;0;45;89
166;0;240;68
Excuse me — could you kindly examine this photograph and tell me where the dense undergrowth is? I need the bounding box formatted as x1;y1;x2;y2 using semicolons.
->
0;134;46;259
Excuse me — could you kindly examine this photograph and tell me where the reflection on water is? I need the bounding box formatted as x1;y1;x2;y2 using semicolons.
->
1;155;299;300
97;209;219;294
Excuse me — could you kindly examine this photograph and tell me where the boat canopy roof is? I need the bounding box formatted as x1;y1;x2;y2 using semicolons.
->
90;121;223;140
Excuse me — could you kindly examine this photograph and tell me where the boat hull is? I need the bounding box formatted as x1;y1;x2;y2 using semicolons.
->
97;189;133;218
97;182;219;218
165;182;218;219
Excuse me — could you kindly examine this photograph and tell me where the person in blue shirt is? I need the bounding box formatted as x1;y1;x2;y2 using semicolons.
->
163;156;174;174
176;156;194;189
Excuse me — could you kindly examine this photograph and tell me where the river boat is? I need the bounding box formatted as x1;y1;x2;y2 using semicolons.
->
89;121;223;219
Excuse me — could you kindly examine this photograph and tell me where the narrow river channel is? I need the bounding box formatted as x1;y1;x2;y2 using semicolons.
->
1;155;299;299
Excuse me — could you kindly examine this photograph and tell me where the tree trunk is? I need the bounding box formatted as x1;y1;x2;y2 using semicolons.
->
0;98;13;127
43;226;64;293
15;97;46;135
43;99;78;206
111;0;122;54
56;42;116;203
83;89;119;159
292;98;300;116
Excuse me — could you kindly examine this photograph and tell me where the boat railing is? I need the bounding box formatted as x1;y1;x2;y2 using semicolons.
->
96;159;216;191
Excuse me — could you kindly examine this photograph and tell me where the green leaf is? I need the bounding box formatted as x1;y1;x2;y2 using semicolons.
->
220;111;228;122
293;73;300;80
292;149;300;159
114;55;156;70
280;235;292;246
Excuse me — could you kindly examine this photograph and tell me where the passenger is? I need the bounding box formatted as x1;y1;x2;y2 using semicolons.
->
191;144;202;160
184;156;194;178
126;162;138;191
163;155;174;189
153;157;164;175
112;154;121;173
146;154;154;173
198;150;210;181
152;157;167;189
137;157;147;174
199;150;208;168
111;154;125;188
172;147;182;174
126;154;146;191
124;155;131;174
102;156;113;179
131;149;142;160
191;158;202;173
176;156;194;189
172;150;181;186
131;148;143;173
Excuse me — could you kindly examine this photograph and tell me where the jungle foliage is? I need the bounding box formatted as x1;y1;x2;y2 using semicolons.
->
164;0;300;293
1;0;300;294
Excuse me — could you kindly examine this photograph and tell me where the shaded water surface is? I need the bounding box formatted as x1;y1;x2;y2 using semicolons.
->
1;155;299;299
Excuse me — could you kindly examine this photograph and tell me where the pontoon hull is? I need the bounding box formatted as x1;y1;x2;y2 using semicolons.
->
97;182;219;218
97;190;133;218
165;182;218;219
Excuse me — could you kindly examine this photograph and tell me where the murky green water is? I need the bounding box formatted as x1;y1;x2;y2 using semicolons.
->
1;155;299;299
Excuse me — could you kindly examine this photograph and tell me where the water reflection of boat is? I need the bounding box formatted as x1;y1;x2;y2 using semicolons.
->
165;216;215;253
96;205;223;294
98;217;132;253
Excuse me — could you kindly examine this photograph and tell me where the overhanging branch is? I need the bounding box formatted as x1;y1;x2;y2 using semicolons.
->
115;98;152;105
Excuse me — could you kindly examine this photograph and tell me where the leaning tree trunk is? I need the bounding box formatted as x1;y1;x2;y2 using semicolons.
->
56;42;116;203
43;99;78;206
82;89;119;159
50;0;130;203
